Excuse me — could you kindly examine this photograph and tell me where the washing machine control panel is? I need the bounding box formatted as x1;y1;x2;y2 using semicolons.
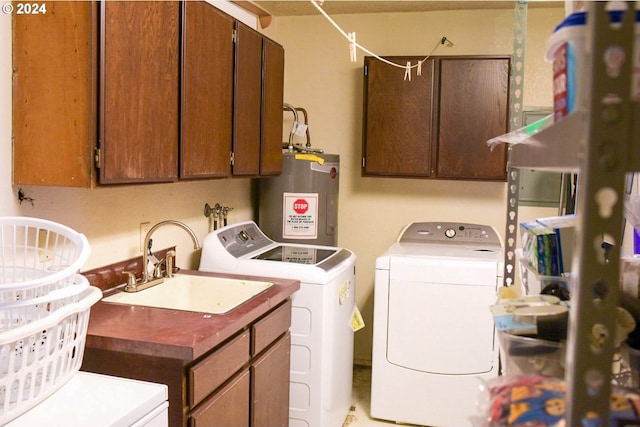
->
444;228;457;238
214;222;274;258
399;222;501;249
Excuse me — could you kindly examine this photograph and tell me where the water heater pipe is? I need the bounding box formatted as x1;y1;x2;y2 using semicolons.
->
283;103;298;151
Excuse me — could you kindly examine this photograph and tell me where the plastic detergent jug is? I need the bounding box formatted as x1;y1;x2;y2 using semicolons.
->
545;9;640;120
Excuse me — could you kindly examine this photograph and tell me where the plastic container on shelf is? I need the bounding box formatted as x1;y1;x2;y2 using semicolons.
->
624;194;640;255
622;344;640;387
517;249;571;296
498;330;566;377
621;256;640;299
499;331;632;385
0;286;102;425
545;9;640;120
0;217;91;302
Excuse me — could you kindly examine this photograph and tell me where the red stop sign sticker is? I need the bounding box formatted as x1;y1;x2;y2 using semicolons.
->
293;199;308;214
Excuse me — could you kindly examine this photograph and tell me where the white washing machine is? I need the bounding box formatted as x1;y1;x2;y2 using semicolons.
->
371;222;502;427
198;221;356;427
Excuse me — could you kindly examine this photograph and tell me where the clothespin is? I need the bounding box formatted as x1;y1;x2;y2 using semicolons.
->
417;60;423;76
403;61;412;81
348;32;357;62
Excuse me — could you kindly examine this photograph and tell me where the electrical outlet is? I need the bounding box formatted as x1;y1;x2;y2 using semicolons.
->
140;222;151;252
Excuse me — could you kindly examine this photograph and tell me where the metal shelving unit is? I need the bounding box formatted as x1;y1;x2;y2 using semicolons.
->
509;2;639;424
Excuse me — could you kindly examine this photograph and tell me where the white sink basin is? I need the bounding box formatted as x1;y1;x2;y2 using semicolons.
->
102;274;274;314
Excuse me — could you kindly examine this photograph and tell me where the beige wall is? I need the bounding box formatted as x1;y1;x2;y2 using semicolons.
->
263;6;564;364
0;5;565;365
1;12;17;216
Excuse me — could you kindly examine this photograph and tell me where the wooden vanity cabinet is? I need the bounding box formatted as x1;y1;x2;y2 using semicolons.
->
192;299;292;427
189;331;252;427
190;369;251;427
250;333;291;426
189;331;291;427
82;299;292;427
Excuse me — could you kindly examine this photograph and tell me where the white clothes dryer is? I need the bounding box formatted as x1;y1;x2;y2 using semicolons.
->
198;221;356;427
371;222;502;427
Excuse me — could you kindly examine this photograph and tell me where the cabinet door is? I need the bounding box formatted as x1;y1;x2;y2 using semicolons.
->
362;56;435;177
232;22;263;176
100;1;180;184
260;37;285;176
435;57;509;180
13;1;97;187
190;368;250;427
181;1;234;179
251;332;291;427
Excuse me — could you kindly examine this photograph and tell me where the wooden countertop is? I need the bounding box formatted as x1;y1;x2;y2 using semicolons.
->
85;270;300;361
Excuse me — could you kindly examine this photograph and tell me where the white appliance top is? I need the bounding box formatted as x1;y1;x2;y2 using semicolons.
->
6;371;167;427
377;222;504;269
199;221;356;283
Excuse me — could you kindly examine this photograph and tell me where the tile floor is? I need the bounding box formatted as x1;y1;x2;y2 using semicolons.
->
343;365;421;427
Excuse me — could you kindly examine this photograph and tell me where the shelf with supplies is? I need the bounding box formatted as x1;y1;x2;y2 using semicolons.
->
505;2;640;425
508;107;640;172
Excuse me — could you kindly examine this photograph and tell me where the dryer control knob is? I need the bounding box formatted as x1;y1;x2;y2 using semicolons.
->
444;228;456;238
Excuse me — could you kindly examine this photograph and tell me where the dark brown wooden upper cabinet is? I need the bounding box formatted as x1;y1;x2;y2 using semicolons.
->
181;2;234;179
13;1;285;187
231;24;284;177
362;55;510;181
260;37;285;176
100;1;181;184
233;22;263;176
435;57;509;180
13;1;97;187
362;56;435;177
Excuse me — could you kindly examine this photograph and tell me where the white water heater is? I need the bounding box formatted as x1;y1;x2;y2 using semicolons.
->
259;152;339;246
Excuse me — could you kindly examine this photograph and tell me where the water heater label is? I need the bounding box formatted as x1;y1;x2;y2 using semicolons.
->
283;192;318;239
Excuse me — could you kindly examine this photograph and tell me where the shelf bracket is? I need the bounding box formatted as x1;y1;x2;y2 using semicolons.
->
564;2;635;424
503;0;528;287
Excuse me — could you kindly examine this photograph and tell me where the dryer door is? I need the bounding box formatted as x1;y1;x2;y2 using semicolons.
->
386;256;498;375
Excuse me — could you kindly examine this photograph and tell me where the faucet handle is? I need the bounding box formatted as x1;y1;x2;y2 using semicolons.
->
165;250;176;278
153;261;164;279
122;270;137;291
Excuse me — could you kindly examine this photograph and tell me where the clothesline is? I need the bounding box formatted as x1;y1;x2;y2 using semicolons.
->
308;0;451;80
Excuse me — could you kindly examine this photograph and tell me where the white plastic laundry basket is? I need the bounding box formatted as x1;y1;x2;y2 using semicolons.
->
0;286;102;424
0;217;90;301
0;274;90;332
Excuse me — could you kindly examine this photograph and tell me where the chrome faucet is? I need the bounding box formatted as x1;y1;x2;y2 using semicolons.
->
142;220;200;282
123;220;200;292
